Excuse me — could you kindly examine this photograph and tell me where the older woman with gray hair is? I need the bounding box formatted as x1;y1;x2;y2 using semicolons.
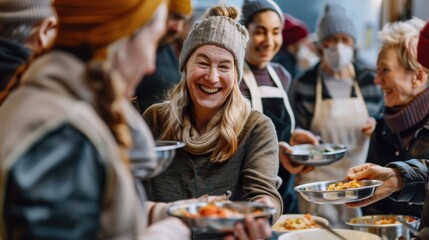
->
345;17;429;220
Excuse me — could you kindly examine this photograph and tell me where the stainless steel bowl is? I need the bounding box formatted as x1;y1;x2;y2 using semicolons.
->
151;140;185;177
131;141;185;179
278;229;381;240
167;201;276;233
346;215;420;240
294;179;383;204
287;144;348;166
155;140;185;162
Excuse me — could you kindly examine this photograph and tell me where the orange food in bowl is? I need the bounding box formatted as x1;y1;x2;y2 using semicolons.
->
327;179;361;191
273;214;320;231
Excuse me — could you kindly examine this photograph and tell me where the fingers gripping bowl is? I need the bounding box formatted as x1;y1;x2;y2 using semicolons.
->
294;179;383;204
167;201;276;232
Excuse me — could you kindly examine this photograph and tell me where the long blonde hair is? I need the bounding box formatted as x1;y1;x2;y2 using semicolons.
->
156;4;251;163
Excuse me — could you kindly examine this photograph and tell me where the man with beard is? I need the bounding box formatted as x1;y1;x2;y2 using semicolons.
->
133;0;192;113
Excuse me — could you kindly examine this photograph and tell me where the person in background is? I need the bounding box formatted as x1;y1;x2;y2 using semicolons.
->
0;0;56;92
272;14;318;79
240;0;318;215
0;0;191;239
173;15;194;57
289;3;384;226
134;0;193;113
346;18;427;219
143;3;281;239
345;24;429;238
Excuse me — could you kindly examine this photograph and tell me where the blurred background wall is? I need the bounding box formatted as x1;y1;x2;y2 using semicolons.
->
192;0;429;69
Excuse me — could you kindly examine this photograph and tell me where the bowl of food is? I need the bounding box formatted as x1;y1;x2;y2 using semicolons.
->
294;179;383;204
167;201;276;233
272;214;329;234
346;215;420;240
278;228;381;240
287;144;348;166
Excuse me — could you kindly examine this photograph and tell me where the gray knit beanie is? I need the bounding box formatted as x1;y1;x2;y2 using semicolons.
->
317;3;356;44
0;0;55;25
241;0;284;27
179;5;249;81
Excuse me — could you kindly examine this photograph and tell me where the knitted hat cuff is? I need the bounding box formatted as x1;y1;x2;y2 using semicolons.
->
169;0;192;15
317;3;356;44
179;15;249;81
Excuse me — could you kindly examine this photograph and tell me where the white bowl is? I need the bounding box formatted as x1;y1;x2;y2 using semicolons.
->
279;228;382;240
272;214;329;234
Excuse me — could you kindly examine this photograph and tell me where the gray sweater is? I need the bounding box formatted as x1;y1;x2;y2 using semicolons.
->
143;104;283;222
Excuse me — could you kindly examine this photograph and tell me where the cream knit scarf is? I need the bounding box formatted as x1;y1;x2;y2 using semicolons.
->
181;110;223;156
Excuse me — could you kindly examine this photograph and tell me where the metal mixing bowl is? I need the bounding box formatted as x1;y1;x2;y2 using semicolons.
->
294;179;383;204
132;141;185;179
167;201;276;233
155;140;185;162
278;229;381;240
346;215;420;240
287;144;348;166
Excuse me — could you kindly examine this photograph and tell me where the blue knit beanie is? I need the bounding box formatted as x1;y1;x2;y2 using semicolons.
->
317;3;356;44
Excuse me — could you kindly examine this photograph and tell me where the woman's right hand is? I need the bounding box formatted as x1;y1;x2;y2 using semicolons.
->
345;163;403;208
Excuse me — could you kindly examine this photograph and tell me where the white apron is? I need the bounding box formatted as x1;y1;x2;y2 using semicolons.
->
297;66;370;226
243;62;298;213
242;62;295;131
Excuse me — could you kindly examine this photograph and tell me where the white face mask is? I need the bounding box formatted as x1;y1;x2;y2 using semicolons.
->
323;43;354;71
296;45;319;71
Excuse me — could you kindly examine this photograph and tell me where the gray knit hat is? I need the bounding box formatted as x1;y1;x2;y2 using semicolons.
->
0;0;55;25
179;5;249;81
317;3;356;44
241;0;284;27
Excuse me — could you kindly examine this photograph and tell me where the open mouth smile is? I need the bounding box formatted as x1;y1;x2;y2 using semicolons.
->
200;85;221;94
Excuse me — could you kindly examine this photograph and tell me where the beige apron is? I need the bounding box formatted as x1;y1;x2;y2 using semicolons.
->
297;66;370;226
242;62;295;131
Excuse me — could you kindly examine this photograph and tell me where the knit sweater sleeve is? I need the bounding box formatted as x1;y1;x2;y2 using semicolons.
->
241;111;283;220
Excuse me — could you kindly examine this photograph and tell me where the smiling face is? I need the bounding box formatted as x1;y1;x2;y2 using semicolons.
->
375;47;418;107
185;45;235;117
245;10;282;68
